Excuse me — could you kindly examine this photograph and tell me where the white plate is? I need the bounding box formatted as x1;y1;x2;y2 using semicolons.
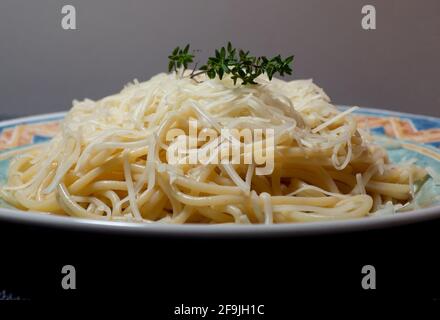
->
1;108;440;237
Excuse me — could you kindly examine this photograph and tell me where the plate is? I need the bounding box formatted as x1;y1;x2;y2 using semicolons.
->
0;107;439;237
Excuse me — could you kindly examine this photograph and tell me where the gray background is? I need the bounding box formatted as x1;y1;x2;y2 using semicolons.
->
0;0;439;118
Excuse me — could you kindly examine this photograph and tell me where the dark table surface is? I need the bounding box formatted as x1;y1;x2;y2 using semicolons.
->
1;113;440;309
1;211;440;307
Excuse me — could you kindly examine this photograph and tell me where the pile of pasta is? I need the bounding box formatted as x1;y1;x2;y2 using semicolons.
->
0;73;427;223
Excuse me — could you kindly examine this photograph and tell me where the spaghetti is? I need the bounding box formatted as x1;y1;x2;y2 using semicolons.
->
0;73;428;224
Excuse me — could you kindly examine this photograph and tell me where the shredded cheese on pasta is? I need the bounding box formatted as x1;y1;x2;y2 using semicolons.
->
0;72;428;224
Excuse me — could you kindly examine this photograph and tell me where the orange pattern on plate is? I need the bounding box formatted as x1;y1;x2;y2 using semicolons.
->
0;122;60;151
355;116;440;144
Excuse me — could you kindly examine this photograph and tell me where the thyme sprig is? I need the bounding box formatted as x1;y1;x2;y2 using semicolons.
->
167;42;294;85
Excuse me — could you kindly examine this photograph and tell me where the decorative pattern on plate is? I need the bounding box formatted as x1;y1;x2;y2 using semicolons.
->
352;107;440;149
0;121;60;150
